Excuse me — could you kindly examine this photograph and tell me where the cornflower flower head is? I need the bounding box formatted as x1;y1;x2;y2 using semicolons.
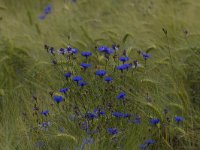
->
123;113;131;118
53;95;63;104
38;4;52;20
80;63;91;69
96;70;107;77
73;76;83;83
59;87;68;94
40;110;49;116
116;64;131;72
112;44;119;51
64;72;72;79
112;112;124;118
105;48;114;55
98;46;114;54
144;139;156;145
68;48;78;54
78;81;87;87
174;116;184;123
81;51;92;58
98;46;109;52
139;139;156;150
107;128;118;135
44;4;52;15
141;52;151;60
58;48;66;55
39;121;51;128
94;108;105;116
119;56;129;63
104;77;113;83
85;112;97;120
38;14;46;20
134;116;141;124
116;92;126;100
149;118;160;125
48;47;55;55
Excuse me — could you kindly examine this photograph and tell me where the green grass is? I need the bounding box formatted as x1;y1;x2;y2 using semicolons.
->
0;0;200;149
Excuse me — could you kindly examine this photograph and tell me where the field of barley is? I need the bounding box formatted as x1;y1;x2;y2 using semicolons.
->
0;0;200;150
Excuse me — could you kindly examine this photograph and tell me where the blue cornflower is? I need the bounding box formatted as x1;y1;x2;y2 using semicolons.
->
116;64;131;72
96;70;107;77
64;72;72;79
80;63;91;69
68;48;78;54
39;121;51;128
98;46;108;52
104;77;113;83
73;76;83;83
38;14;46;20
123;64;131;69
141;52;151;60
59;87;68;94
40;110;49;116
98;46;114;54
66;46;72;52
81;52;92;58
49;47;55;55
107;128;118;135
149;118;160;125
145;139;156;145
85;112;97;120
105;48;114;54
116;64;126;71
123;113;131;118
116;92;126;99
112;112;124;118
44;4;52;15
53;95;63;104
78;81;87;87
94;108;105;116
71;48;78;54
58;48;66;55
134;116;141;124
112;44;119;51
174;116;184;123
119;56;129;63
140;139;156;150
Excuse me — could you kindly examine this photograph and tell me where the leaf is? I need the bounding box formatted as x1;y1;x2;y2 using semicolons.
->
0;5;7;10
145;103;163;120
167;103;183;111
0;89;5;96
27;11;33;25
146;45;156;53
75;40;87;49
80;26;93;43
122;33;133;44
56;133;77;142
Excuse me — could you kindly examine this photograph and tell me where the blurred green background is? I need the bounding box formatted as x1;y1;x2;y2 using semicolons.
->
0;0;200;149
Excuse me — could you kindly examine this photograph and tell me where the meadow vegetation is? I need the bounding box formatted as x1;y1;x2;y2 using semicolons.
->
0;0;200;149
